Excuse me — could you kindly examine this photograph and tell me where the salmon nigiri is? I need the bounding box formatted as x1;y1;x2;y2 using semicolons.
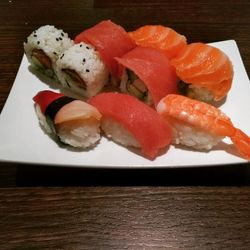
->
157;94;250;160
89;92;172;159
33;90;102;148
128;25;187;59
171;42;234;103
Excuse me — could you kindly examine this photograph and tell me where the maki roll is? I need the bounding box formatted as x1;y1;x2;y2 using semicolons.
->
33;90;102;148
115;47;178;106
89;92;172;159
55;42;109;98
24;25;73;79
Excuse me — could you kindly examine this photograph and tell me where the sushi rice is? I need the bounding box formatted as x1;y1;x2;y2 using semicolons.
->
170;120;223;150
34;102;101;149
102;117;140;148
24;25;73;79
186;85;215;103
56;42;109;98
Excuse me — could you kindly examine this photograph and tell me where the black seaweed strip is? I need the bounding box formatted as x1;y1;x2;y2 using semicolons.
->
45;96;75;120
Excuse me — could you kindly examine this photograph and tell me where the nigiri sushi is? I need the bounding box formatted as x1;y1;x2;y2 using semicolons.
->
55;42;109;98
171;42;234;103
24;25;73;79
157;94;250;160
115;46;178;106
33;90;102;148
128;25;187;59
88;92;172;159
75;20;136;81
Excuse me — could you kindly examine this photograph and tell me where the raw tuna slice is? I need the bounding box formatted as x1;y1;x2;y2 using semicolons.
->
75;20;136;79
89;92;172;159
115;46;178;106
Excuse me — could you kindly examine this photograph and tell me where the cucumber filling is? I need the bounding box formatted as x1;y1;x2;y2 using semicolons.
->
62;69;87;90
122;69;149;101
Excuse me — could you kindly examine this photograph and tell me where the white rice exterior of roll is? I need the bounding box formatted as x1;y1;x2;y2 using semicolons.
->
34;104;53;134
102;118;140;148
55;42;109;98
24;25;73;77
171;121;223;150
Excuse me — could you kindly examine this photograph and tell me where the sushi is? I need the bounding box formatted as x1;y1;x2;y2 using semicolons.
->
115;46;178;106
24;25;73;79
33;90;102;148
128;25;187;59
89;92;172;159
171;42;234;103
75;20;136;81
156;94;250;160
55;42;109;98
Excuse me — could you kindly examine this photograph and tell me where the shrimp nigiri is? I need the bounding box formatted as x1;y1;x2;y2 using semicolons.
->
171;42;234;103
128;25;187;59
156;94;250;160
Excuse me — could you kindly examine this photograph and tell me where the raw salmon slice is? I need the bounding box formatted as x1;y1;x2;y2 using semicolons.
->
129;25;187;59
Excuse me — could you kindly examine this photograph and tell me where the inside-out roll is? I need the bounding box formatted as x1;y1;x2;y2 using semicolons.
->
55;42;109;98
24;25;73;79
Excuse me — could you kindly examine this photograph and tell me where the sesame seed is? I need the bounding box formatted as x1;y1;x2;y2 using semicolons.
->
60;54;64;59
56;38;59;41
61;32;64;37
53;52;57;55
80;44;82;47
86;46;89;49
59;37;62;40
86;69;90;72
33;34;37;37
83;58;86;63
37;41;40;45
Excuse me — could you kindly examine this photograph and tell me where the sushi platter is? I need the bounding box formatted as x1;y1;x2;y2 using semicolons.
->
0;28;249;167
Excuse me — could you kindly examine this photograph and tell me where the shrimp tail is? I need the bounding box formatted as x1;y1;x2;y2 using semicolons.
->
230;129;250;160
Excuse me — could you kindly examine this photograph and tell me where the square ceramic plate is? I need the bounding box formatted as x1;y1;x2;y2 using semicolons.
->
0;40;249;168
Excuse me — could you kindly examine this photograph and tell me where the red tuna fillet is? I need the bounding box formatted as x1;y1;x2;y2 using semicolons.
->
115;46;178;106
75;20;136;79
89;92;172;159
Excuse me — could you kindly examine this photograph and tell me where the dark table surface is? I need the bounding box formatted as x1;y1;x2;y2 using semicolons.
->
0;0;250;249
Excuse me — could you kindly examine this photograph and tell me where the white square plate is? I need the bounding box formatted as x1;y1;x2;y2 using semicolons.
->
0;40;249;168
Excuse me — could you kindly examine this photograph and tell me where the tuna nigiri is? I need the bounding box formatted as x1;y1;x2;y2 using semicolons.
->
115;46;178;106
89;92;172;159
33;90;102;148
171;42;234;103
128;25;187;59
157;94;250;160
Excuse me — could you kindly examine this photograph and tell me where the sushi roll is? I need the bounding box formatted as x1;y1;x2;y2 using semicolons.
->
128;25;187;59
115;47;178;106
75;20;136;82
24;25;73;79
33;90;102;148
55;42;109;98
157;94;250;160
89;92;172;159
171;42;234;103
